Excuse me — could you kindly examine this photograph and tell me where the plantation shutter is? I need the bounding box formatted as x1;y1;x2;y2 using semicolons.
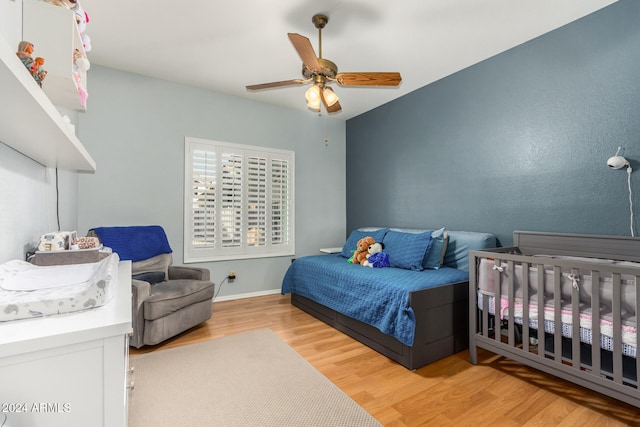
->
190;148;216;248
184;137;294;262
246;155;267;248
220;151;243;248
271;158;290;246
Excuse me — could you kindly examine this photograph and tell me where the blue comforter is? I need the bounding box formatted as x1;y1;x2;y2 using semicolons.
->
281;254;469;346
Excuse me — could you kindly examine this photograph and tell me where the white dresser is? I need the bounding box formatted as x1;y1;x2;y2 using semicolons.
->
0;261;132;427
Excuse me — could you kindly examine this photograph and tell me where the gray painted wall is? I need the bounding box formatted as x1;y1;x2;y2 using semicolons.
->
346;0;639;247
77;66;346;299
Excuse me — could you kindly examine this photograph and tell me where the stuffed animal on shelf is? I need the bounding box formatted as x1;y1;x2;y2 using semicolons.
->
30;56;43;73
16;41;47;87
16;41;34;70
349;236;375;265
363;242;390;268
31;57;47;87
72;48;90;108
73;48;90;72
71;1;92;52
73;72;88;107
44;0;92;52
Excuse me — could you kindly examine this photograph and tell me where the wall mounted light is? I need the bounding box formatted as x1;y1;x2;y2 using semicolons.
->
607;146;634;236
607;147;630;169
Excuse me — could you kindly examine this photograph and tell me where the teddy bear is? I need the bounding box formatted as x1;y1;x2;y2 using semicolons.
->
363;242;390;268
349;236;375;265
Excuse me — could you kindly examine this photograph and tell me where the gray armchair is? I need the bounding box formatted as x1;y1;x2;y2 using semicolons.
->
87;227;215;348
129;253;215;348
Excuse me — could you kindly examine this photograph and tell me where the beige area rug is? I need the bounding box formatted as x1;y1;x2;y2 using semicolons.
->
128;329;382;427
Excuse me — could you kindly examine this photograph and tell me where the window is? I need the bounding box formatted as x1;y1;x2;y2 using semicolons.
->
184;137;295;262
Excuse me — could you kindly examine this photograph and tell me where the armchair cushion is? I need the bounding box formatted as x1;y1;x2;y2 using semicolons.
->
143;279;215;320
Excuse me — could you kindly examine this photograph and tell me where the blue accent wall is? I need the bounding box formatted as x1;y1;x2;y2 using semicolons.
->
346;0;640;246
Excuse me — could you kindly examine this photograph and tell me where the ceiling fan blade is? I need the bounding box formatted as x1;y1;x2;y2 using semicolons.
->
320;90;342;113
336;72;402;87
288;33;321;72
246;79;306;91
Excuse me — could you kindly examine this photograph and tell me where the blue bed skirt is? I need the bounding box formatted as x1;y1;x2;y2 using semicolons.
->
281;254;469;346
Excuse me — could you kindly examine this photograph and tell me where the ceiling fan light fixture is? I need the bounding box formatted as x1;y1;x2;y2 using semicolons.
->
305;84;320;102
307;99;321;110
322;86;339;107
305;85;321;110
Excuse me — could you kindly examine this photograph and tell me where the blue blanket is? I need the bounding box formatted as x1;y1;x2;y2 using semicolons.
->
90;225;173;262
281;254;469;346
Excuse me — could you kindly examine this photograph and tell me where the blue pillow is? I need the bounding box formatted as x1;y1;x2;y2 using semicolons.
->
423;227;448;269
443;231;497;272
340;228;388;259
383;230;433;271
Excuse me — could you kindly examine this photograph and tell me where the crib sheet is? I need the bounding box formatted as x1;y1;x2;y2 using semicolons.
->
477;293;638;358
0;253;119;321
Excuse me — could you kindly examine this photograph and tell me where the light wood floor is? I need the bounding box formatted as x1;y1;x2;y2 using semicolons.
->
131;294;640;426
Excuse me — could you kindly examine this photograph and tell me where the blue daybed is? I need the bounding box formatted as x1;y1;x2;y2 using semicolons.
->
282;227;497;370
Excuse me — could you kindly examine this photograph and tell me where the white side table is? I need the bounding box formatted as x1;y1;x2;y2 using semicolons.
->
319;247;342;254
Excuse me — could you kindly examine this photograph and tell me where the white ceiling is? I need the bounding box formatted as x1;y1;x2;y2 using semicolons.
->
80;0;617;120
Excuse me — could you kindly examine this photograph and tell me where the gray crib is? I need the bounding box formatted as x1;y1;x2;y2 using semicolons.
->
469;231;640;408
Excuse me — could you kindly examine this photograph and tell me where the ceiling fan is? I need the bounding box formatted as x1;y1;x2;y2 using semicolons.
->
246;14;402;114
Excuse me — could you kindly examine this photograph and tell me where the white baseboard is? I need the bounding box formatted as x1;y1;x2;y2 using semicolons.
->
213;288;281;302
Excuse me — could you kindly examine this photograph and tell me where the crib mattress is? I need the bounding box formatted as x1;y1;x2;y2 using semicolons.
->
478;293;638;358
0;254;119;321
476;257;639;358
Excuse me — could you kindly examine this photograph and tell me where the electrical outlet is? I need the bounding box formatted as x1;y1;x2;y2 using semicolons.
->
228;270;236;280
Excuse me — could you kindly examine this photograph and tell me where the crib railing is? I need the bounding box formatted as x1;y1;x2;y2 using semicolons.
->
469;247;640;408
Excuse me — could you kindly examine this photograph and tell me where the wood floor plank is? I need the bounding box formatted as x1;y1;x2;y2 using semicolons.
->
131;294;640;426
